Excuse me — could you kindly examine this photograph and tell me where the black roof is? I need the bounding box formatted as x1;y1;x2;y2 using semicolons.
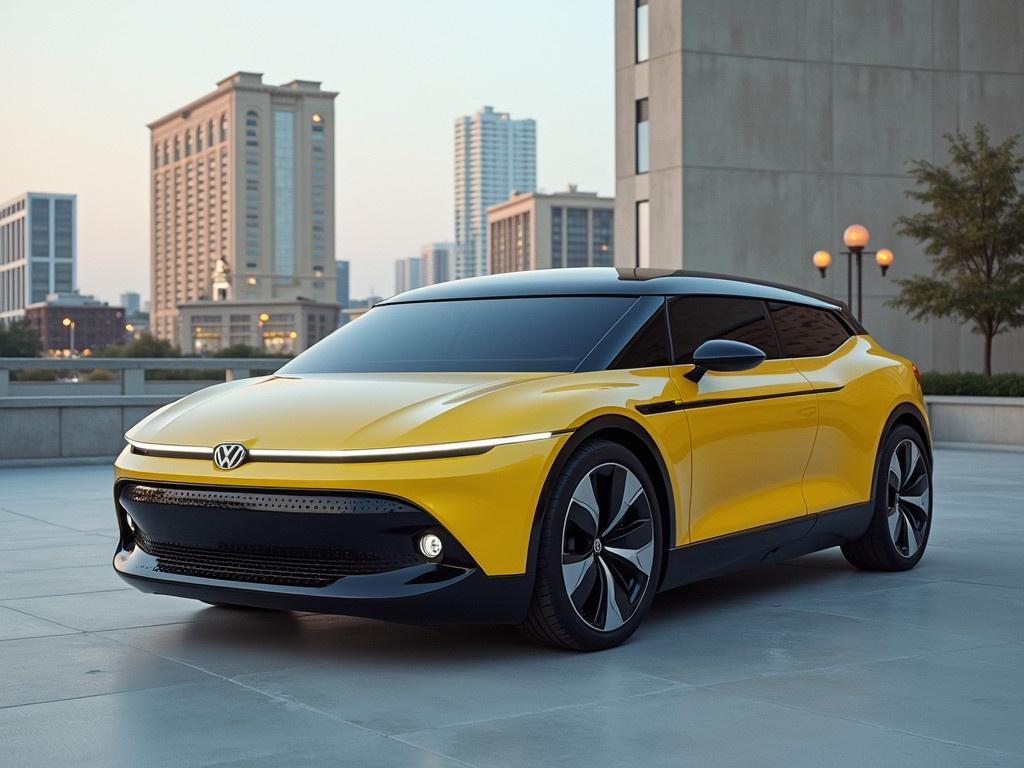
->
383;268;844;312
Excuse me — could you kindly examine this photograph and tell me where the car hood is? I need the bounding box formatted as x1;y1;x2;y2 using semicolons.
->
126;372;571;451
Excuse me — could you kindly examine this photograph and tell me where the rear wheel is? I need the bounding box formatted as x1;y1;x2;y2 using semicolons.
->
522;439;663;651
842;425;932;571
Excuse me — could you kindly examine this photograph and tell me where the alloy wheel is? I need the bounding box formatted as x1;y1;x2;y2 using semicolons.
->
886;438;931;558
561;462;655;632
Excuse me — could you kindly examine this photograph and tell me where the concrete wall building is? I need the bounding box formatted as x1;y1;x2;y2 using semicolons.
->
488;187;614;274
614;0;1024;373
149;72;338;346
25;292;124;354
454;106;536;280
0;192;76;323
420;242;454;286
394;257;422;295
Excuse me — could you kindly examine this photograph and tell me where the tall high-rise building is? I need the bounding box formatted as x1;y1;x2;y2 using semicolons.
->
419;242;454;286
148;72;338;346
335;260;350;308
394;257;421;295
454;106;536;280
120;291;141;316
0;192;76;323
488;187;614;274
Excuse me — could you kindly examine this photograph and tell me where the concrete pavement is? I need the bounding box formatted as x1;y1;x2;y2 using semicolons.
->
0;450;1022;767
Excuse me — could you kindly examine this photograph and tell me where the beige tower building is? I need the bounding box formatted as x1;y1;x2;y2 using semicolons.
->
488;188;614;274
148;72;338;351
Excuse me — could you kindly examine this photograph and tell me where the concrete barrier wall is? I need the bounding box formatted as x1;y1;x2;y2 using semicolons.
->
0;396;174;463
926;396;1024;449
1;393;1021;466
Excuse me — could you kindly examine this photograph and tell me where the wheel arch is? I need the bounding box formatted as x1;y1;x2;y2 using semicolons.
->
525;414;676;585
872;402;932;494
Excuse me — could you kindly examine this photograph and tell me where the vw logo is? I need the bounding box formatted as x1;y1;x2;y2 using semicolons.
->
213;443;248;470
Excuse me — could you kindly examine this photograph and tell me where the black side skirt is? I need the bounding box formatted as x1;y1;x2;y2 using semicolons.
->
659;502;874;592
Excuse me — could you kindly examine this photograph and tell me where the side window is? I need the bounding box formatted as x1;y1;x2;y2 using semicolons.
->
668;296;779;364
768;303;851;358
610;304;670;369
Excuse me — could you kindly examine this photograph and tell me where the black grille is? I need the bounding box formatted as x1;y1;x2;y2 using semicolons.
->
127;484;409;515
134;529;420;588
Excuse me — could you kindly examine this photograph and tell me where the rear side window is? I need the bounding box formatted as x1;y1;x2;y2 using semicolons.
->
768;302;851;358
667;296;779;364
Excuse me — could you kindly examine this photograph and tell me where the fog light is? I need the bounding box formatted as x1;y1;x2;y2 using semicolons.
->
418;533;443;560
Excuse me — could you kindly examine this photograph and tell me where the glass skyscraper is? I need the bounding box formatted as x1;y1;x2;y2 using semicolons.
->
453;106;536;280
0;192;76;322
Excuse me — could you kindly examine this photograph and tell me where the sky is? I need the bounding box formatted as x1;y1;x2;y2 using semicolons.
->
0;0;614;303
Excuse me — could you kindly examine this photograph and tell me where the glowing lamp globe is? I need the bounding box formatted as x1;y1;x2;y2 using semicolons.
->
843;224;870;250
875;247;894;276
812;250;832;277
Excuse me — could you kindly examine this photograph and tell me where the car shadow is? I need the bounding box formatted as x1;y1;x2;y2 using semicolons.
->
167;550;868;666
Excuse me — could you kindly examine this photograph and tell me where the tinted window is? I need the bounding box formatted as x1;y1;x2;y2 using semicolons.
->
768;303;851;358
281;297;637;373
668;296;779;364
610;304;670;369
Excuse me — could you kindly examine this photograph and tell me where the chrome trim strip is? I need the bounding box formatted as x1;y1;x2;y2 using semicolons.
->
125;431;561;463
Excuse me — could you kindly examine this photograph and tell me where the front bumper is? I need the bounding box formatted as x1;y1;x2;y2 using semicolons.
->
110;450;556;623
115;551;531;624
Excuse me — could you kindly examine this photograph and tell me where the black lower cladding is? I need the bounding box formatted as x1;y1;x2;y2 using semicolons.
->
113;481;532;623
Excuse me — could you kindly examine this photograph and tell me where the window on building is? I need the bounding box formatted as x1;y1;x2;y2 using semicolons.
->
274;110;296;281
668;297;779;364
163;141;169;166
636;98;649;174
566;208;588;267
636;200;650;267
550;206;563;268
636;0;649;63
207;120;214;147
592;209;613;266
220;114;228;142
310;114;326;265
196;125;203;152
184;131;192;157
173;136;180;162
767;303;852;358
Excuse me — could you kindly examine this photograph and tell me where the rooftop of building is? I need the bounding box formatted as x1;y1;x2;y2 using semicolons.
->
148;72;338;129
486;186;613;214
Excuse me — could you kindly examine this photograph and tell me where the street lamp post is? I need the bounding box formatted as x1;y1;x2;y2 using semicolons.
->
61;317;76;357
811;225;894;321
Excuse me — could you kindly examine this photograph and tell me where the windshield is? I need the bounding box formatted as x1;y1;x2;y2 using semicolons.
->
280;296;637;373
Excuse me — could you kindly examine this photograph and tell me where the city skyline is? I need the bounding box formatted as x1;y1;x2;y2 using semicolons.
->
0;0;614;304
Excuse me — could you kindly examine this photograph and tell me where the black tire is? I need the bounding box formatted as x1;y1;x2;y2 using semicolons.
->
842;424;933;571
521;439;663;651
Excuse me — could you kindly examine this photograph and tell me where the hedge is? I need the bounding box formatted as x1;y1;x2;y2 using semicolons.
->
920;372;1024;397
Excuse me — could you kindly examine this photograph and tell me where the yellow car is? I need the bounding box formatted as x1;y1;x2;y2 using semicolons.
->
113;268;933;650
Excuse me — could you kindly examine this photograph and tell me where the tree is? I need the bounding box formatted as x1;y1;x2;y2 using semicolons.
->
891;124;1024;375
0;318;41;357
98;332;179;358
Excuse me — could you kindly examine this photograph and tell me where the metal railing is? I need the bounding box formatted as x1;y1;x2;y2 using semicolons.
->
0;357;286;397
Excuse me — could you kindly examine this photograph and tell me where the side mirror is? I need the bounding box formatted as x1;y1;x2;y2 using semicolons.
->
685;339;766;383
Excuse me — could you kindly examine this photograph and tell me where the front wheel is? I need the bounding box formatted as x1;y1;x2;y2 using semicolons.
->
522;439;663;651
842;424;933;571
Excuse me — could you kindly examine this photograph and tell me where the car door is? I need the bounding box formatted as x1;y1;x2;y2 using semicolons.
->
667;295;819;542
764;301;866;514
